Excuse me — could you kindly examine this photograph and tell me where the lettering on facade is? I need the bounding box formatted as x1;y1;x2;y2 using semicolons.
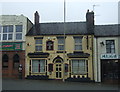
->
101;54;119;59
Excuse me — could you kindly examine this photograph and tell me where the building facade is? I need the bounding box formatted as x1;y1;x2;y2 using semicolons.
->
0;15;33;78
25;11;95;82
94;24;120;83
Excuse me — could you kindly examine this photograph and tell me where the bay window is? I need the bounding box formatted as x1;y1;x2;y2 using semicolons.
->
32;59;45;73
72;59;86;74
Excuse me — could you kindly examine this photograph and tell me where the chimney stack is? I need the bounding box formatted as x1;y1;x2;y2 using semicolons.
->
86;9;94;34
34;11;40;34
34;11;39;25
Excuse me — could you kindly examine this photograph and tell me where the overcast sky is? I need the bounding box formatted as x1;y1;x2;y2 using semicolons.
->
0;0;119;25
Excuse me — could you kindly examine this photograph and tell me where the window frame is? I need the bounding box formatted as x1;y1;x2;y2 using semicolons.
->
35;39;43;52
32;59;46;73
13;54;20;69
106;40;115;53
2;25;13;40
57;37;65;51
74;36;83;51
15;25;23;40
2;54;9;68
71;59;87;74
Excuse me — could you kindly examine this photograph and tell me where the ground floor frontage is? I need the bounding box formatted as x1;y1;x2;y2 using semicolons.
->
101;59;120;84
2;51;25;79
25;52;94;82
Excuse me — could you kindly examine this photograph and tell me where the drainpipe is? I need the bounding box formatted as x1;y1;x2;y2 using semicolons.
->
92;35;94;81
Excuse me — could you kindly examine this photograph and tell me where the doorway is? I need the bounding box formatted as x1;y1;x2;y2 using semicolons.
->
54;57;63;79
101;60;119;84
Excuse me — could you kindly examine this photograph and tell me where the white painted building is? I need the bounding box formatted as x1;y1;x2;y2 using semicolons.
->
94;24;120;83
0;15;33;78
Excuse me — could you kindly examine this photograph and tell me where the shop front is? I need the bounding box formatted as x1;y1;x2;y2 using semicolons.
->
101;54;120;84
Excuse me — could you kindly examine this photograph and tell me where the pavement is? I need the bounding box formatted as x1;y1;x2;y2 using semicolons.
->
1;78;120;91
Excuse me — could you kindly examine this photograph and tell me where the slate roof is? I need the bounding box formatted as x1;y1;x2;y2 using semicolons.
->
26;22;120;37
94;24;120;37
26;22;89;36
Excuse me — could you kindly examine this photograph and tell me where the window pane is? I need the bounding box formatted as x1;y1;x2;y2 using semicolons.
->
74;37;82;43
72;60;78;74
8;25;13;32
16;25;22;32
3;34;7;40
35;46;42;51
58;38;64;44
0;26;1;33
75;45;82;50
40;60;45;72
3;26;7;33
79;60;86;73
16;33;22;40
58;45;64;50
8;34;12;40
36;39;42;44
106;40;115;53
32;60;39;73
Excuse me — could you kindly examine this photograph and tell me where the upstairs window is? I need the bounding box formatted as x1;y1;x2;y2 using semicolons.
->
106;40;115;53
74;37;82;51
46;40;54;50
35;39;42;51
57;37;65;51
15;25;22;40
2;25;13;40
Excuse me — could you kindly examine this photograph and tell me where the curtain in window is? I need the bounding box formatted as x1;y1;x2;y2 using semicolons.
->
32;60;45;73
72;59;86;74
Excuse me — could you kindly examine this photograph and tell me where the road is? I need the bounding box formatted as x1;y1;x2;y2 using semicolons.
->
2;78;120;91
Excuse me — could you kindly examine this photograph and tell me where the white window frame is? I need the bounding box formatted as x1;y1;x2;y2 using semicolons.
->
35;39;43;52
32;59;46;73
74;37;83;51
2;25;13;41
15;25;23;40
57;37;65;51
71;59;87;74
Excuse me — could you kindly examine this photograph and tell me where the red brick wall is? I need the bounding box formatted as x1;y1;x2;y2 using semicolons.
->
2;51;25;79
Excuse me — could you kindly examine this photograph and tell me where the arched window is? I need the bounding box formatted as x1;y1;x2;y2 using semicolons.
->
13;54;19;69
2;54;9;68
46;40;54;50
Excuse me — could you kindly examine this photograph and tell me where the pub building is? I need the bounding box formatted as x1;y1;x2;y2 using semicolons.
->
0;15;33;78
25;10;95;82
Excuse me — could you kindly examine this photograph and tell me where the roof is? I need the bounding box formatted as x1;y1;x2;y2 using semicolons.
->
26;22;89;36
94;24;120;37
26;21;120;37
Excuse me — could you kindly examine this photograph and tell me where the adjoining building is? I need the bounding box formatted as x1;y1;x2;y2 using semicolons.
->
25;10;95;82
0;15;33;78
94;24;120;83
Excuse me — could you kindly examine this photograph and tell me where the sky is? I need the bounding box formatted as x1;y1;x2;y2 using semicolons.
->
0;0;119;25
